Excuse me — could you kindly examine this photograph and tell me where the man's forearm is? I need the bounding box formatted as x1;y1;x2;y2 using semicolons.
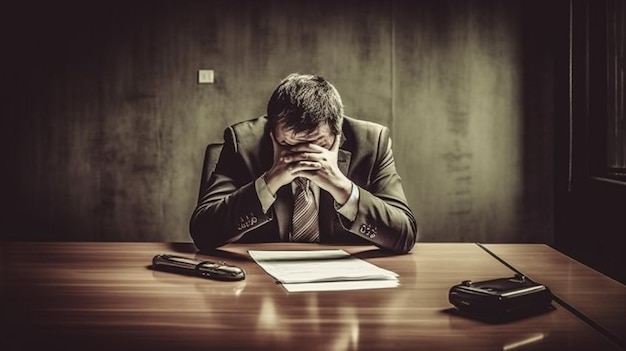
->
190;181;272;251
338;187;418;254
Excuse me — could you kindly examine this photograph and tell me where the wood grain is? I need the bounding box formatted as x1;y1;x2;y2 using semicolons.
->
2;242;621;350
483;243;626;348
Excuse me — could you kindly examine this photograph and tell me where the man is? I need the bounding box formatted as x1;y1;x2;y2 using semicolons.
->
190;73;417;254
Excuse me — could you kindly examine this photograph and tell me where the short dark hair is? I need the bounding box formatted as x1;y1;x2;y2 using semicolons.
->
266;73;344;135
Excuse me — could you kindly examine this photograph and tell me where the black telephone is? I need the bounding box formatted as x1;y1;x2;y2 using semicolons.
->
449;274;554;321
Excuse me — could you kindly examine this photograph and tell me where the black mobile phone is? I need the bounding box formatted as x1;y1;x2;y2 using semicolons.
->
152;254;246;281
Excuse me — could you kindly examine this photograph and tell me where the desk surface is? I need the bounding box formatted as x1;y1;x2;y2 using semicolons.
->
2;242;624;351
483;243;626;348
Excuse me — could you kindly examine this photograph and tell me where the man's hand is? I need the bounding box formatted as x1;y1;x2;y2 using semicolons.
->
281;134;352;205
264;132;322;195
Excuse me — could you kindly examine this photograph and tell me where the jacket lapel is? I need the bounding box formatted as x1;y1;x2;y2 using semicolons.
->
337;131;351;176
318;191;334;242
274;186;293;241
337;149;351;176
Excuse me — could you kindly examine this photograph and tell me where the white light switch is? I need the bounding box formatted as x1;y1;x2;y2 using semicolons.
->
198;69;214;84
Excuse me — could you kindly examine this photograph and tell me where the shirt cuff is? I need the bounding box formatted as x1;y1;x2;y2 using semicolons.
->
255;173;276;214
335;182;359;222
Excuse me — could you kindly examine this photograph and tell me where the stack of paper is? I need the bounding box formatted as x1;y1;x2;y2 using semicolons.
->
248;249;399;292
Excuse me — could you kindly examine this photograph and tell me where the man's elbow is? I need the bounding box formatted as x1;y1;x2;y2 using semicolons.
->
189;211;218;252
396;217;419;254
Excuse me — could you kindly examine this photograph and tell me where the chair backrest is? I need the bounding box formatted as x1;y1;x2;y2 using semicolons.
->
198;143;223;200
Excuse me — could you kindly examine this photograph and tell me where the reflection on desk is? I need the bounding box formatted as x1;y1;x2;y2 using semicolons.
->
483;243;626;349
2;242;623;350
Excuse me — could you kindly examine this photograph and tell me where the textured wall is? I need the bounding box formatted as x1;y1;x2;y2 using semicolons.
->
3;0;558;243
393;1;556;242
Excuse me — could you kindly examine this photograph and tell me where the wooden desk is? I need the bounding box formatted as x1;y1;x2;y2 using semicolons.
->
1;242;622;351
483;243;626;348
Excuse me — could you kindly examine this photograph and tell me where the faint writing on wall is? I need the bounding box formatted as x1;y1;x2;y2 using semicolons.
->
444;105;473;215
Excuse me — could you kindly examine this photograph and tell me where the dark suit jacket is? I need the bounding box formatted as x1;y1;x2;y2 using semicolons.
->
190;116;418;254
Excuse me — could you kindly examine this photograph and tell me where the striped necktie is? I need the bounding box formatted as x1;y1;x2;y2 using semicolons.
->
291;177;320;242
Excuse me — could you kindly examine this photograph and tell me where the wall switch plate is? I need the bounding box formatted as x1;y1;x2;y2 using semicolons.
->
198;69;214;84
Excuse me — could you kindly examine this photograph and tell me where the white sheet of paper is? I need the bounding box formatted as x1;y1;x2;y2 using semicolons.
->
282;279;400;293
248;249;399;292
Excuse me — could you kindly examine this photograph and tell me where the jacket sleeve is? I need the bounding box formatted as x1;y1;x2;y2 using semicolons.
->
189;127;273;251
337;127;418;254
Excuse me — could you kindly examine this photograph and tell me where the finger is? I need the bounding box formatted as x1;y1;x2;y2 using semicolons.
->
293;170;320;180
283;151;324;163
289;161;321;173
280;148;294;156
293;152;310;161
288;143;320;152
304;143;327;152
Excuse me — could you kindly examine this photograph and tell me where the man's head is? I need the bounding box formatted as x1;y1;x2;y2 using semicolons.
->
267;73;343;149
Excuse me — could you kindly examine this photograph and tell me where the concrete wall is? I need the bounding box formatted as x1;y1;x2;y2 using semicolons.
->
3;0;560;243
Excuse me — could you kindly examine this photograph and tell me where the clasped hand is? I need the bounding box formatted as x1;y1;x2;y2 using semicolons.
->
265;133;352;205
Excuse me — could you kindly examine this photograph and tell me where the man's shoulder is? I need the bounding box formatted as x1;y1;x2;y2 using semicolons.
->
342;116;388;144
228;115;385;135
229;116;268;135
225;116;269;151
